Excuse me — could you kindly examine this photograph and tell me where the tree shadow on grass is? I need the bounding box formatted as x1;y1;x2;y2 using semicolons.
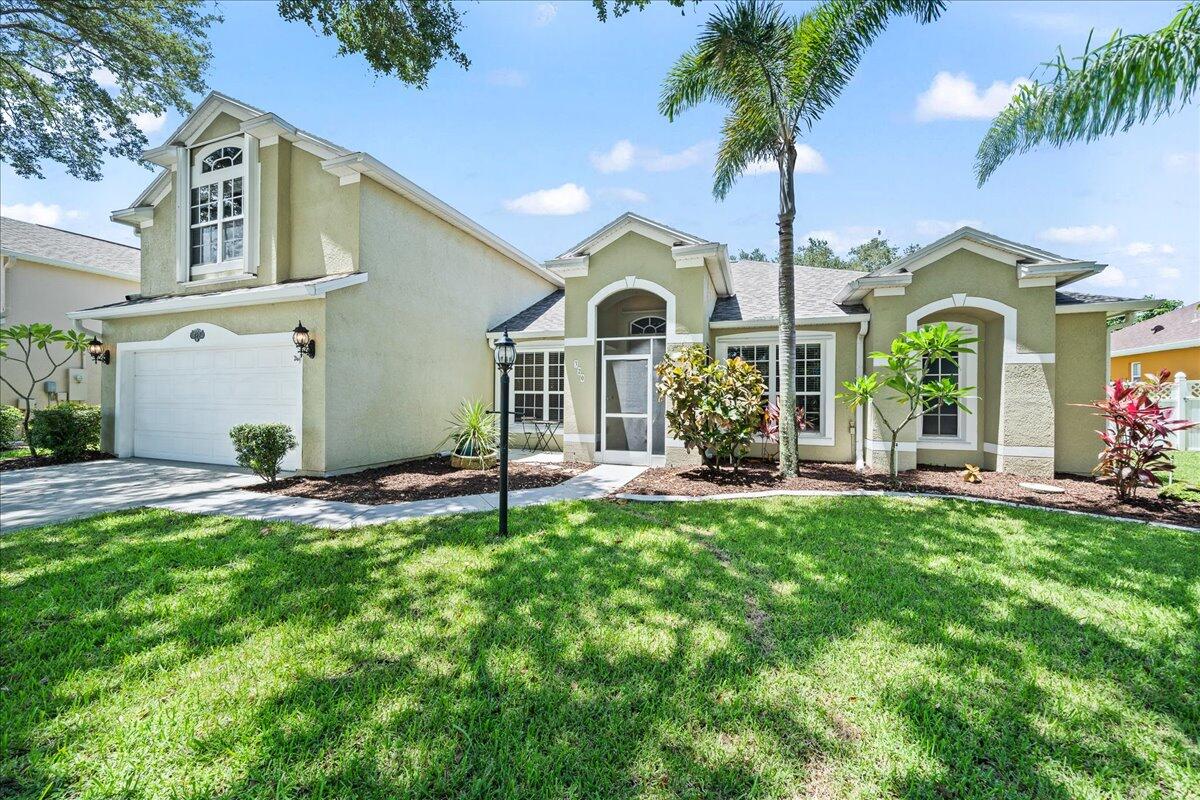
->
1;496;1197;798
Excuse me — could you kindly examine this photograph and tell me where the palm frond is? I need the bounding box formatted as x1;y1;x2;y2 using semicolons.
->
713;104;778;199
976;2;1200;185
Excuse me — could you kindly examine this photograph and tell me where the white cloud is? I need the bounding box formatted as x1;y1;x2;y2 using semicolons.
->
533;2;557;26
92;67;118;88
744;144;827;176
1087;265;1134;289
1;202;81;226
132;111;167;135
1165;151;1200;172
915;71;1029;121
503;183;590;215
915;218;983;238
1158;266;1183;280
590;140;636;173
1123;241;1155;257
643;141;709;172
486;69;527;88
1038;224;1118;244
803;226;879;254
600;187;648;204
1159;243;1176;255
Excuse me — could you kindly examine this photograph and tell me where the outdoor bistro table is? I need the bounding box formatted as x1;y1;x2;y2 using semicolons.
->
518;418;562;452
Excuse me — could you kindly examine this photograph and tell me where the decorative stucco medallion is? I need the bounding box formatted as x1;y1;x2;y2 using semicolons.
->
190;328;206;342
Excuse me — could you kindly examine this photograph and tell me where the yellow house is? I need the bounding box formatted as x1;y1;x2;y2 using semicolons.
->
0;217;140;409
1110;302;1200;382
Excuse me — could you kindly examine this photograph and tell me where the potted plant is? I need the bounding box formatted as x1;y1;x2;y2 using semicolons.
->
443;399;499;470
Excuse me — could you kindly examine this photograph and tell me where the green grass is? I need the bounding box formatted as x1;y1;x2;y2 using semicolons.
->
1162;451;1200;502
2;498;1197;799
0;447;30;460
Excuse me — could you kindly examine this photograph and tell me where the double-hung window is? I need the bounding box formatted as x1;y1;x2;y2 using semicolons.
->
916;322;978;449
720;335;833;443
188;140;248;278
511;350;565;423
921;356;959;436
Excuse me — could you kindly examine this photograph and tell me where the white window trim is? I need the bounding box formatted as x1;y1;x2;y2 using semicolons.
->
916;321;979;452
629;315;667;336
1130;361;1142;381
715;330;836;446
175;134;259;284
494;347;565;430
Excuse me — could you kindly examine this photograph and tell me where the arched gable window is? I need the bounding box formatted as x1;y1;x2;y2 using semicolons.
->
201;146;242;172
630;316;666;335
189;140;246;270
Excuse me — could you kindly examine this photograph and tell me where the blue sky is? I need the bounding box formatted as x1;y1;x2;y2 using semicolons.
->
2;0;1197;302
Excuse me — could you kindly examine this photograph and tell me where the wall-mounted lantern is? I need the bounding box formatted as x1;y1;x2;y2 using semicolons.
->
292;321;316;359
87;337;111;365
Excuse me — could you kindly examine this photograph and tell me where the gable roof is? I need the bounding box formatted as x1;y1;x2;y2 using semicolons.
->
834;226;1106;304
556;212;707;258
0;216;139;281
711;261;868;324
117;91;560;288
489;289;564;336
1111;302;1200;356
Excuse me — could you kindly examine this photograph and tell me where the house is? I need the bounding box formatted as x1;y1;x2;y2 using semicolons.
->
1110;302;1200;382
490;218;1155;478
1;216;140;408
69;91;1154;478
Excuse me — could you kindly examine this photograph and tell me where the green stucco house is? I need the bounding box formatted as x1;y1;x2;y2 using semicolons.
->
70;92;1153;479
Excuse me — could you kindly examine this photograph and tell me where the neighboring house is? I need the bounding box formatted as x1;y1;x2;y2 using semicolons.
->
0;217;140;409
490;219;1154;478
1110;302;1200;381
69;91;1155;478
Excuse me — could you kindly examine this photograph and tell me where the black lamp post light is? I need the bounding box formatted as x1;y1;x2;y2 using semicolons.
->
292;321;316;359
493;329;517;536
87;337;110;365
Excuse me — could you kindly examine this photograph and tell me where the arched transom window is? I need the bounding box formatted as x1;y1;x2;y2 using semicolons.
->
630;316;667;336
190;140;246;270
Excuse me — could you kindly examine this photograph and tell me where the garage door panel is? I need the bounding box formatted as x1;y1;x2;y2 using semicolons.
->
130;345;302;469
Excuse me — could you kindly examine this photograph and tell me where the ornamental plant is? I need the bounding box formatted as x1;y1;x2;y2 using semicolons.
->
230;423;298;485
1076;370;1197;502
0;323;91;457
838;323;977;481
655;345;766;471
28;403;101;460
442;398;498;467
759;399;810;450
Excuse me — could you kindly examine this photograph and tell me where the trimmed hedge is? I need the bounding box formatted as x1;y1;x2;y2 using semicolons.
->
230;423;297;484
29;403;101;459
0;404;22;447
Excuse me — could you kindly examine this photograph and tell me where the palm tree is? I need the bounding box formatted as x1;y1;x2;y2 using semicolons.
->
976;2;1200;185
660;0;946;475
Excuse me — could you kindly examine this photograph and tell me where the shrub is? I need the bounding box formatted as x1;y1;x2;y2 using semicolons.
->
28;402;101;460
1076;370;1197;502
0;404;23;446
655;344;765;470
441;399;498;466
759;399;810;445
230;423;297;485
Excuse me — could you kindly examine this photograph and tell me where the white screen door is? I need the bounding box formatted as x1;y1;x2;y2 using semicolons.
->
600;352;652;465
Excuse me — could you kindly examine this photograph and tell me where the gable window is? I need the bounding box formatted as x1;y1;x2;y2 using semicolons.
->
177;136;257;282
720;334;834;444
630;315;667;336
511;350;564;423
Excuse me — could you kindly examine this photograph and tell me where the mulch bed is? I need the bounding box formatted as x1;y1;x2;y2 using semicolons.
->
252;456;590;505
0;451;114;473
620;460;1200;528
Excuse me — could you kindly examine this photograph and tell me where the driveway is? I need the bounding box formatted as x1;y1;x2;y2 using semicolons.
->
0;459;263;532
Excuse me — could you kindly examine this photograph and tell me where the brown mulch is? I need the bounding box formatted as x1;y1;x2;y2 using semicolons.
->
251;455;590;505
0;451;114;473
619;460;1200;528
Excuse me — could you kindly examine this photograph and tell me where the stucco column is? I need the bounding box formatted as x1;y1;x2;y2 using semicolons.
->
562;344;595;462
995;361;1055;478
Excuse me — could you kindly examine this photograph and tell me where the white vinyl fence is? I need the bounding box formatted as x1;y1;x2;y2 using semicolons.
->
1141;372;1200;451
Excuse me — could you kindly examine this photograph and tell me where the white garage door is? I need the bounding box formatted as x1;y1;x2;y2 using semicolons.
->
131;344;302;469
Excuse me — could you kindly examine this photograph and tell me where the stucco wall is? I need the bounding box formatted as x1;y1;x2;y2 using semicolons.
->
1111;348;1200;382
1;258;137;409
322;176;556;472
1056;311;1109;474
98;300;327;472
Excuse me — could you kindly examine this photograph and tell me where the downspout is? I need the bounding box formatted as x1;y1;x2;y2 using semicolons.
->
855;318;869;471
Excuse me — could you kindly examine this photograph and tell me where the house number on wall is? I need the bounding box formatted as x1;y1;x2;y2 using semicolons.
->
572;359;585;383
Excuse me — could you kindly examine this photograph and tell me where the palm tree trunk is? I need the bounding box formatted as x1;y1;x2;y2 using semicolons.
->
777;144;798;476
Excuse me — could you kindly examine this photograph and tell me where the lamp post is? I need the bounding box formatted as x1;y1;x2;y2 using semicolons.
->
493;329;517;536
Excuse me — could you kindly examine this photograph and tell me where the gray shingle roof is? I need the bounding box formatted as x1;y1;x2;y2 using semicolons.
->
0;216;139;279
1111;301;1200;351
712;261;868;322
490;290;564;333
1054;290;1139;306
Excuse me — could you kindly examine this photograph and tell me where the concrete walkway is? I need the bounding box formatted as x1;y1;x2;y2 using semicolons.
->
0;459;262;531
150;464;647;529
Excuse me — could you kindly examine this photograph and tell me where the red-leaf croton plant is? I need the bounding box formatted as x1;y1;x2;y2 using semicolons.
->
1077;370;1197;502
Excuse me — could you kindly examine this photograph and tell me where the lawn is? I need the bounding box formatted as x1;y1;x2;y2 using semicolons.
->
0;447;30;460
2;498;1197;799
1163;450;1200;503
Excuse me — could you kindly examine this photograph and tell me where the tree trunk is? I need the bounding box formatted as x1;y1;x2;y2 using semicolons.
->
777;144;798;476
21;400;36;458
888;431;900;483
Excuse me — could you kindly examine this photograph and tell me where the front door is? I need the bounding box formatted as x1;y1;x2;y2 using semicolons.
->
599;338;665;465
